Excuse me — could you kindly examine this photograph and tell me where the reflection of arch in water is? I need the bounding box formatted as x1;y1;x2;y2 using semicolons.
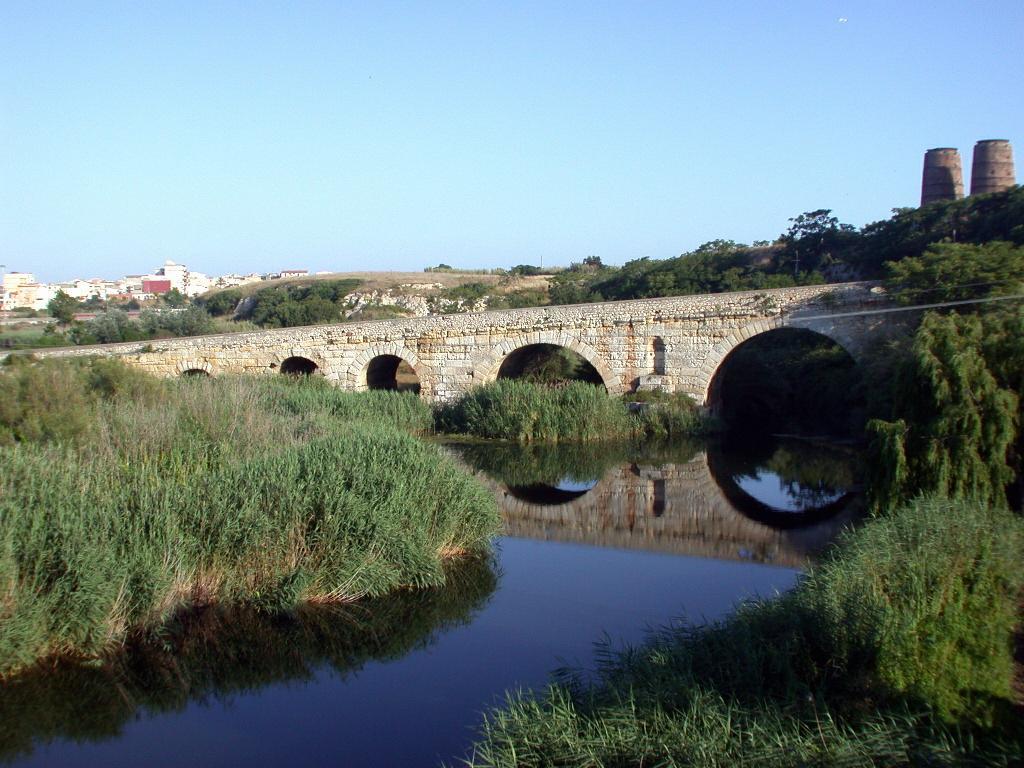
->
505;476;601;506
705;447;855;530
476;455;857;567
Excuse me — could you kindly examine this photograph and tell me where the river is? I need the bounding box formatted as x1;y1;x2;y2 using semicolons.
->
0;438;859;767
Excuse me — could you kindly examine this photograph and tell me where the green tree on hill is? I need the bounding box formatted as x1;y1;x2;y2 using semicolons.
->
46;290;80;324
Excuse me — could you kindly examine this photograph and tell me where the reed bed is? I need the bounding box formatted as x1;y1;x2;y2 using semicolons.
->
436;379;716;443
0;359;498;677
464;498;1024;766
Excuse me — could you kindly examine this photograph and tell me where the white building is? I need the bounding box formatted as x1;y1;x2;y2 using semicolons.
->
187;271;211;296
1;277;57;312
60;279;105;301
151;260;212;297
213;272;263;289
3;272;35;293
157;261;189;293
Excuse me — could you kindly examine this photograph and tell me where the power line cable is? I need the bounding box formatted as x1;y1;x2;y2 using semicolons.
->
785;293;1024;324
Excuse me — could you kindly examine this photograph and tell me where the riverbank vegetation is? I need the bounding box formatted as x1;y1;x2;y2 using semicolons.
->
466;497;1024;766
436;380;717;443
0;360;498;677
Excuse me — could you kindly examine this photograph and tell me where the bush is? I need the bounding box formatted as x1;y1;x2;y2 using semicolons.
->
631;392;721;438
436;380;634;443
438;380;716;443
238;279;363;328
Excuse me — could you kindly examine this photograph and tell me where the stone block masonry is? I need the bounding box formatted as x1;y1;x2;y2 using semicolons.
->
20;282;881;405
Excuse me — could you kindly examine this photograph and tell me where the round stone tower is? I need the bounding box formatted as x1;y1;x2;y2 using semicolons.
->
970;139;1016;195
921;148;964;206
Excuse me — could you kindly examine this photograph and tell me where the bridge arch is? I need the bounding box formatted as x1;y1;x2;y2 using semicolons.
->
175;359;214;377
347;342;431;397
697;318;856;406
271;349;328;377
473;331;621;395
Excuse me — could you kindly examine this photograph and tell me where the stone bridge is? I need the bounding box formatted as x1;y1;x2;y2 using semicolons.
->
26;282;886;403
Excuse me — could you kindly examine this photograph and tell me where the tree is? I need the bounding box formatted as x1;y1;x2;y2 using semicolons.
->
867;311;1018;509
69;309;142;345
780;209;857;275
47;290;80;324
138;307;213;337
884;241;1024;304
510;264;542;276
163;288;187;308
199;288;243;317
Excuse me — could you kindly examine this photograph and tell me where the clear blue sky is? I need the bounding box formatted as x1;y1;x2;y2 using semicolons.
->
2;1;1021;282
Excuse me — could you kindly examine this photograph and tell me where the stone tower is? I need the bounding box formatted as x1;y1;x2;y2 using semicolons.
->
921;148;965;206
969;139;1016;195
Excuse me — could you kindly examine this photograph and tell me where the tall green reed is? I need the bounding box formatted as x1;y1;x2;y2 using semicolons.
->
0;359;498;677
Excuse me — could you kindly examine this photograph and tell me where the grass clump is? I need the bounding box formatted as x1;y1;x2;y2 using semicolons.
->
436;380;633;442
465;497;1024;766
628;390;722;439
437;380;716;443
258;374;434;434
0;359;498;677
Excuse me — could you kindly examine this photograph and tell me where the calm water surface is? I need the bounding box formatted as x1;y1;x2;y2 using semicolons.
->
1;439;858;768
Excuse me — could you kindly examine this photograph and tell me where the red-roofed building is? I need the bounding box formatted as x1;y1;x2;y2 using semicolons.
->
142;279;171;294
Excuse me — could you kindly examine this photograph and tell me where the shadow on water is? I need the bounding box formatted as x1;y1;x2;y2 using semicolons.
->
447;437;861;567
0;557;497;764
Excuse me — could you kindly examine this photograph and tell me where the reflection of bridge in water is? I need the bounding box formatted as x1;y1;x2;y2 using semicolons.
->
476;454;858;568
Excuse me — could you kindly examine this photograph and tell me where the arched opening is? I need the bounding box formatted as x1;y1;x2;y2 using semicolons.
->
707;327;862;438
180;368;210;378
651;337;667;375
496;343;604;387
365;355;421;394
280;356;318;376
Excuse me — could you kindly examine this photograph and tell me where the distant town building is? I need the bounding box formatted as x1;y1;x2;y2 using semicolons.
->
280;269;309;279
1;272;39;310
142;278;172;295
213;273;263;289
